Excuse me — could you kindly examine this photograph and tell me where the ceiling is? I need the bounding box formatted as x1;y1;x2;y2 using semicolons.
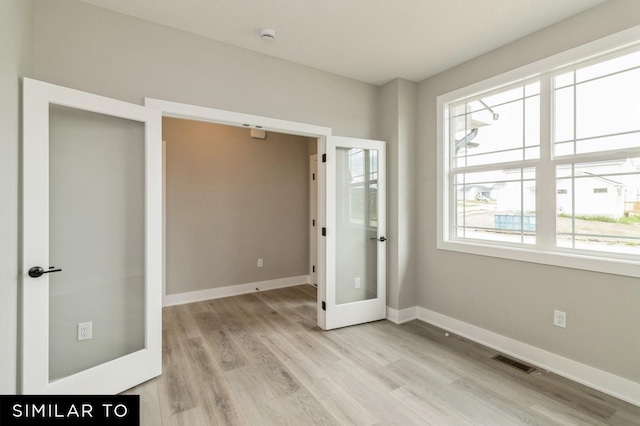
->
75;0;607;86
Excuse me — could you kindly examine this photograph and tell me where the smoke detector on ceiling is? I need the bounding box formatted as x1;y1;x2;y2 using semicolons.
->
260;28;276;41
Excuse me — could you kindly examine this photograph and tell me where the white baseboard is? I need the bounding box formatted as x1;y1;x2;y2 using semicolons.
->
163;275;310;307
386;306;417;324
416;307;640;408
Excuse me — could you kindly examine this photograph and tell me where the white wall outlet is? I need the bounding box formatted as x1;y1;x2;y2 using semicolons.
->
257;258;264;267
553;310;567;328
355;277;361;289
78;322;92;341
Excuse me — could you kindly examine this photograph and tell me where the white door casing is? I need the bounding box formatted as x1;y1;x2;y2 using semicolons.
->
143;98;333;329
140;98;385;331
310;154;318;286
22;78;163;394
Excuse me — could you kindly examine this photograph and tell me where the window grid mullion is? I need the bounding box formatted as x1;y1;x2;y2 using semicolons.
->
449;105;458;240
521;85;526;244
572;70;577;155
536;74;555;250
571;164;576;249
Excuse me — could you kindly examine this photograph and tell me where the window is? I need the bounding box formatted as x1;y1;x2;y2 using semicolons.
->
451;81;539;245
438;29;640;277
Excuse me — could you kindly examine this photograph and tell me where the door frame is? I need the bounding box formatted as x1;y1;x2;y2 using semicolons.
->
145;98;332;328
309;154;318;287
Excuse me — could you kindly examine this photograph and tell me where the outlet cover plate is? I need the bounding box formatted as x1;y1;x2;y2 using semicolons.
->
553;310;566;328
78;322;92;341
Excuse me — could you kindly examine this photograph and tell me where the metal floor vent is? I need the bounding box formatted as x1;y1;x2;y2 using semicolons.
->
492;354;536;374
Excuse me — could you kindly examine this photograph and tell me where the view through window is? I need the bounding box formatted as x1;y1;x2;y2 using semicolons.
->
444;43;640;258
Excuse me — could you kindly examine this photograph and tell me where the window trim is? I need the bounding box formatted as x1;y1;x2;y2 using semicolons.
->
437;24;640;279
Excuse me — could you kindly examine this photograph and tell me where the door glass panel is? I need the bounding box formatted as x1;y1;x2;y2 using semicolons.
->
335;147;378;305
48;105;145;381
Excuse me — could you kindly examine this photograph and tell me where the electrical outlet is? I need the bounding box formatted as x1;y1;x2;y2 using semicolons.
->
257;258;263;267
355;277;361;289
553;310;567;328
78;322;92;341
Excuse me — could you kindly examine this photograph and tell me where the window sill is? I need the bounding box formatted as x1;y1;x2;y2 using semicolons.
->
437;239;640;278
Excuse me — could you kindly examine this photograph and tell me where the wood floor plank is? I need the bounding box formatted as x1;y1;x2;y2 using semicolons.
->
449;377;566;425
225;364;337;425
308;327;407;393
607;408;640;426
332;325;403;366
123;285;640;425
260;330;379;425
192;311;247;371
326;358;426;425
155;361;201;418
162;406;212;426
387;357;459;390
254;288;318;330
165;304;202;341
122;378;163;426
222;365;283;425
389;385;473;426
182;336;248;425
528;401;611;426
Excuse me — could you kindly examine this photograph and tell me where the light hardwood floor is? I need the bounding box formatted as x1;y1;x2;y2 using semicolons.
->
124;285;640;425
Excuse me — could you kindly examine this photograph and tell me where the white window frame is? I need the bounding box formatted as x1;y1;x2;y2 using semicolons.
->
437;24;640;279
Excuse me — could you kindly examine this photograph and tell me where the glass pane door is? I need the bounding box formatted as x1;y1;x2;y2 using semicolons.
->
48;105;146;381
22;78;161;394
335;147;379;305
323;136;386;330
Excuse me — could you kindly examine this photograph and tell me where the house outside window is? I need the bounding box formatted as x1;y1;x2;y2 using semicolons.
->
437;31;640;277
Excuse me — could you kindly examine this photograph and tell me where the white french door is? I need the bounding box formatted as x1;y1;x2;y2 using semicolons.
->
321;136;386;330
22;78;163;394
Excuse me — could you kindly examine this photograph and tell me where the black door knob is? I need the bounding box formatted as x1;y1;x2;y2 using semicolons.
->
28;266;62;278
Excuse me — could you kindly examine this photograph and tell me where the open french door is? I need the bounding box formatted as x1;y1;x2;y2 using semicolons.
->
22;78;162;394
320;136;386;330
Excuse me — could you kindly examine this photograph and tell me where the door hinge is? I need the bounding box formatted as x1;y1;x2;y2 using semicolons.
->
322;301;326;311
322;154;327;163
322;227;326;236
312;173;315;180
312;265;315;273
312;219;315;226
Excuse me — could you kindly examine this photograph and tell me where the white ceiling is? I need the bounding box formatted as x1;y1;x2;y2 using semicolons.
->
75;0;607;85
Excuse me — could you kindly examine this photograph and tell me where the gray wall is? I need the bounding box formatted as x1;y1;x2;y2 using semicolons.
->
33;0;377;139
417;0;640;383
0;0;34;394
376;79;417;310
164;119;310;294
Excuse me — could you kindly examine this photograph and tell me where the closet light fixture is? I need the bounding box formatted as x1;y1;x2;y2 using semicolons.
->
250;129;267;139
